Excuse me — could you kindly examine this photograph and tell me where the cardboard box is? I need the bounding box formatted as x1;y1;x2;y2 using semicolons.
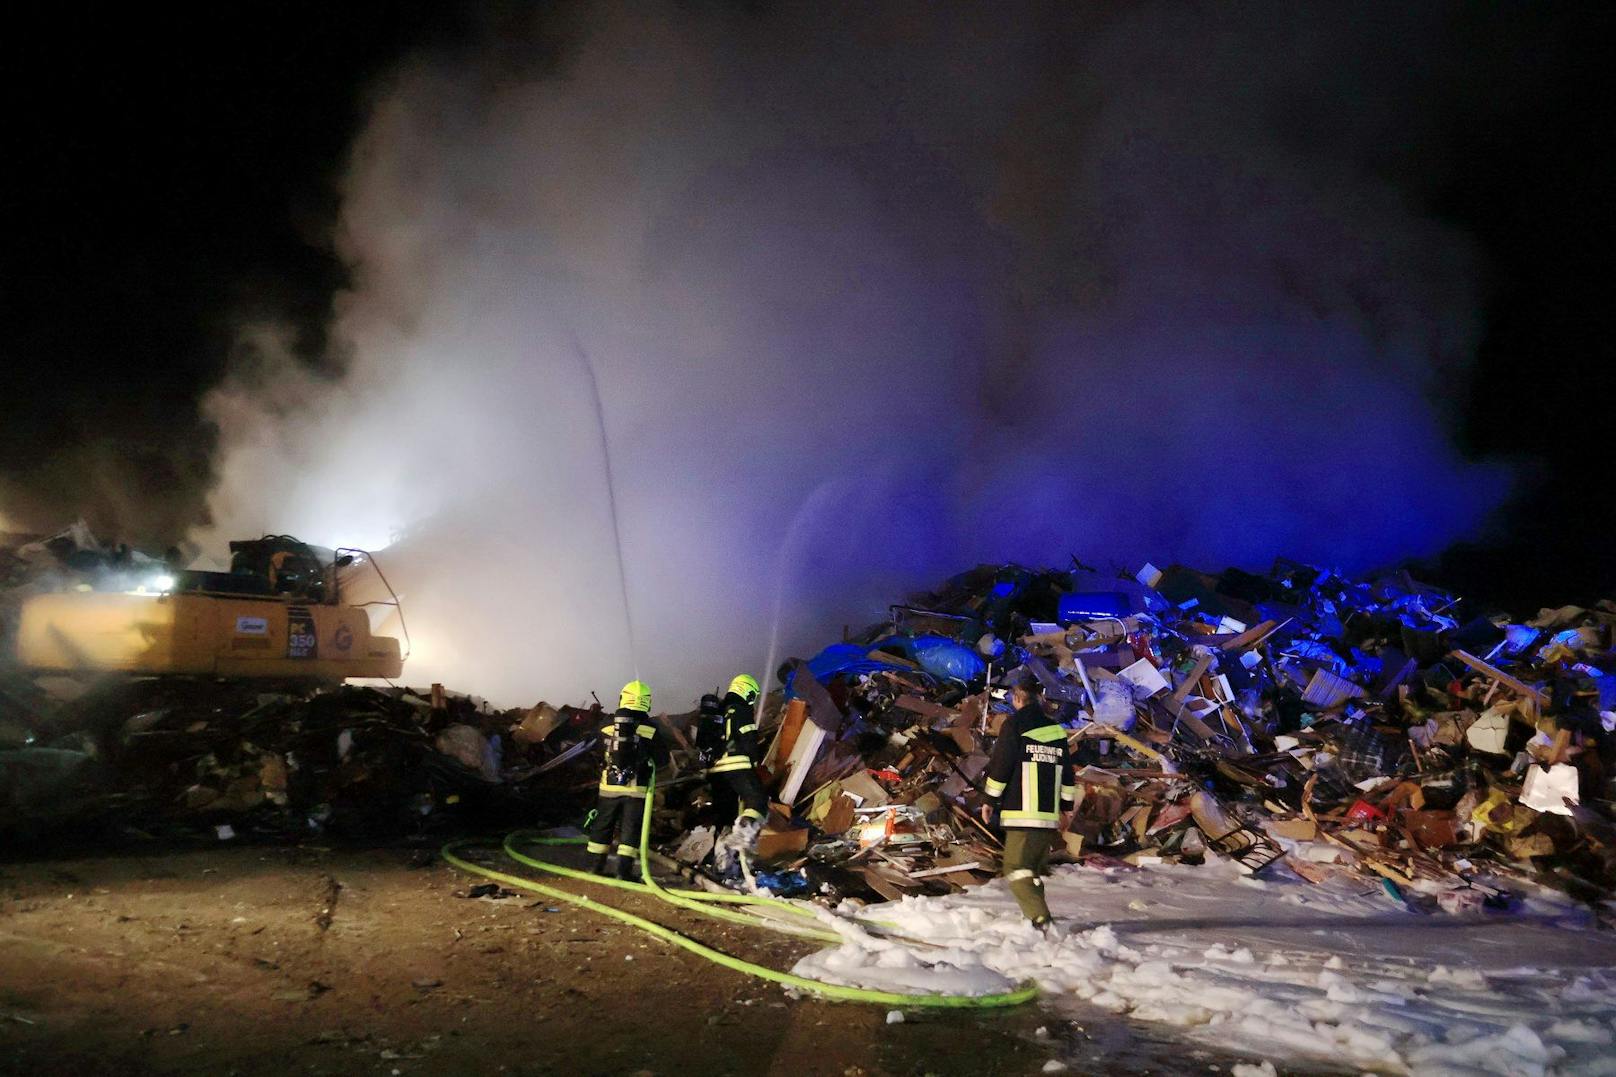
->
754;824;810;860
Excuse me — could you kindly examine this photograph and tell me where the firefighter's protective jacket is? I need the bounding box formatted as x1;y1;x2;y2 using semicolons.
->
983;702;1077;829
597;706;671;798
703;692;760;776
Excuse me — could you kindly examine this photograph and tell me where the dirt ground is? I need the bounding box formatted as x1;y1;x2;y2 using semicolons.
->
0;839;1265;1076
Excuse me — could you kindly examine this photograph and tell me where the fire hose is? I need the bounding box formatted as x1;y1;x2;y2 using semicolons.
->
441;766;1038;1009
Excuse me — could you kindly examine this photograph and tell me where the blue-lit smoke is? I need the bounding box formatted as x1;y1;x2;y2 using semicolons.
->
199;4;1506;705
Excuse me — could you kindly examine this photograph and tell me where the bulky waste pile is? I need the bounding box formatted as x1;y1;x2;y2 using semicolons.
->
0;676;616;844
0;522;608;845
6;518;1616;922
650;559;1616;917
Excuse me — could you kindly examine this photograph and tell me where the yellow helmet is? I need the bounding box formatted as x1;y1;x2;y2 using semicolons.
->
619;680;652;712
727;674;760;703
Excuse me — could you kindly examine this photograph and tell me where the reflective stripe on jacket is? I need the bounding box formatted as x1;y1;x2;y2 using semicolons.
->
705;692;759;776
983;703;1077;829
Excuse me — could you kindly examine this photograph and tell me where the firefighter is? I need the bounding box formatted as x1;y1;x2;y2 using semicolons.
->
585;680;671;881
980;676;1076;930
704;674;767;877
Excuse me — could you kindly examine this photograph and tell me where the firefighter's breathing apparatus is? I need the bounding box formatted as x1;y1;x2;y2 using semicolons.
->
441;764;1038;1009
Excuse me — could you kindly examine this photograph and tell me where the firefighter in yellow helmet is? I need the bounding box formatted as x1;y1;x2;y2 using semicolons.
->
699;674;766;878
585;680;671;880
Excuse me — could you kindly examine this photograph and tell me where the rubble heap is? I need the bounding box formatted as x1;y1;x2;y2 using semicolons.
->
0;676;617;844
6;518;1615;917
662;560;1616;914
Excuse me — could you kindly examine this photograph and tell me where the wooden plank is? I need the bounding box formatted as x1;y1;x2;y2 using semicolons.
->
1218;706;1253;750
1549;727;1572;765
824;792;857;834
1148;697;1223;748
1070;725;1173;767
765;697;809;779
1015;630;1125;654
940;871;988;889
855;865;912;901
1171;654;1214;703
1219;619;1287;653
1449;649;1549;709
949;801;1003;848
907;860;984;880
893;694;957;721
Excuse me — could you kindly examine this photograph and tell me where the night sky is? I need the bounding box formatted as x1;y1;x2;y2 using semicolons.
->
2;3;463;540
2;2;1612;613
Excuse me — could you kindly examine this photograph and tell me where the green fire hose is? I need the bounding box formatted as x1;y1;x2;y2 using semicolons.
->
441;767;1037;1009
498;829;846;943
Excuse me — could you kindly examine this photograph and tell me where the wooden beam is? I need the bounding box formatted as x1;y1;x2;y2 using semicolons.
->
893;694;958;721
1148;697;1225;749
1449;649;1549;709
1171;654;1214;703
1219;619;1289;653
763;697;809;779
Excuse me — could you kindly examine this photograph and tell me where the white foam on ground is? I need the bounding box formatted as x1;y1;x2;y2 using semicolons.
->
796;857;1616;1074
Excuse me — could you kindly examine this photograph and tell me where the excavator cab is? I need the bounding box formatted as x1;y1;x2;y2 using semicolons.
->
226;536;340;603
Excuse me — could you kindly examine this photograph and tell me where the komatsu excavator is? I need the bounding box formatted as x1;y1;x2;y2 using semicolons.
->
13;535;405;684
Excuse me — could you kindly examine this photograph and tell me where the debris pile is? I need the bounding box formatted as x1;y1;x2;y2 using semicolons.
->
7;516;1615;917
0;674;613;844
663;560;1616;914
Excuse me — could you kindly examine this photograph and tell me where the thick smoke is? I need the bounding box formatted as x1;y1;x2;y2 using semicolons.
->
199;3;1506;706
0;437;214;550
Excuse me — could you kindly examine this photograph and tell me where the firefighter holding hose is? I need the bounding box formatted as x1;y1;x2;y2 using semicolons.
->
700;674;767;878
586;680;671;880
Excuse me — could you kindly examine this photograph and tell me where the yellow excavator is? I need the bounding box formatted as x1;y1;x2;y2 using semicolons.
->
13;536;405;684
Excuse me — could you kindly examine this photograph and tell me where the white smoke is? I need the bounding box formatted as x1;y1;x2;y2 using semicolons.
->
198;4;1506;706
